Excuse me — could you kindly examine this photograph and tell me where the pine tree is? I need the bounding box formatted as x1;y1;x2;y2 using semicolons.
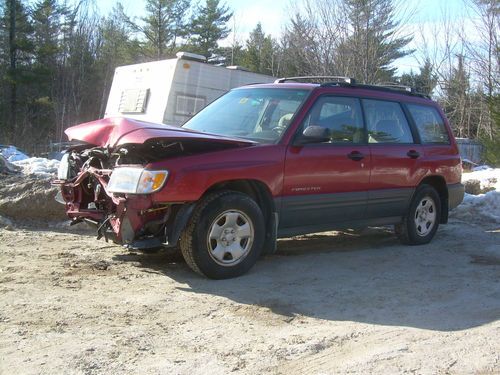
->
241;23;279;75
481;94;500;165
338;0;413;83
122;0;190;60
0;0;34;143
443;54;470;138
399;59;437;96
218;43;244;66
0;2;7;139
29;0;70;142
32;0;61;69
188;0;232;58
96;4;140;115
280;13;320;77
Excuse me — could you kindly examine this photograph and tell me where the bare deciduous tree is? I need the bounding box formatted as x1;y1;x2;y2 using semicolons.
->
278;0;415;83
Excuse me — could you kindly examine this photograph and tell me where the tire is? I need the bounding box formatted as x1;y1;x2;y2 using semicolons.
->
180;191;265;279
395;184;441;245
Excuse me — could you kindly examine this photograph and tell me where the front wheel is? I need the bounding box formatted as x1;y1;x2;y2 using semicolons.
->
180;191;265;279
396;185;441;245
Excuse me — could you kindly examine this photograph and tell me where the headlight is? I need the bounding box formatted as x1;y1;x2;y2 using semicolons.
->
136;170;169;194
57;153;70;180
108;167;168;194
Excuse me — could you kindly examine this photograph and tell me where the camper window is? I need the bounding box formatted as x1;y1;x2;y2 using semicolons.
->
176;95;206;116
119;89;150;114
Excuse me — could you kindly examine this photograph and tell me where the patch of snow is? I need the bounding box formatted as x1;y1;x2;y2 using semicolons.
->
0;215;13;227
462;168;500;191
452;191;500;224
0;146;29;162
461;158;478;166
472;165;492;172
12;157;60;178
453;168;500;224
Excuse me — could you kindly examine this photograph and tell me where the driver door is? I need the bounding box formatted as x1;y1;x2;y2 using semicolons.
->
281;95;371;229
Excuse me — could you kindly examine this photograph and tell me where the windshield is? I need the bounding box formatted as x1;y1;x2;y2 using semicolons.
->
183;88;310;143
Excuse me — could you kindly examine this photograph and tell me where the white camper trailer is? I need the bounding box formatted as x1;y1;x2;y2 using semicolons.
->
104;52;275;126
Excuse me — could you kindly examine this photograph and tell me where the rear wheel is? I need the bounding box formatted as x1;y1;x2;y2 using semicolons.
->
180;191;265;279
396;184;441;245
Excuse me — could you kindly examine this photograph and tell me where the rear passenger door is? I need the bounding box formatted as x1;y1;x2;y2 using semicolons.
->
281;96;371;229
363;99;423;219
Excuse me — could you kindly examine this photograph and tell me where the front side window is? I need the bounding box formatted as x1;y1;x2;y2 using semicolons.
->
363;99;414;144
407;104;450;144
300;96;365;144
182;88;310;143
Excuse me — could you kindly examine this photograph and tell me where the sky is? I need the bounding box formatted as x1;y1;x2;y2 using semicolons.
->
98;0;470;74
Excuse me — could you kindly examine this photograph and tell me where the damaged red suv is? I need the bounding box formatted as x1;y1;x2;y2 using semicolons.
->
54;77;464;279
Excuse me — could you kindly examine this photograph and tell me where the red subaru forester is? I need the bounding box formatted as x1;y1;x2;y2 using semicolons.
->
54;77;464;279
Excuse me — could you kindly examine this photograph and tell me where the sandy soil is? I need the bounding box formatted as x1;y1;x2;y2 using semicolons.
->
0;175;66;223
0;212;499;375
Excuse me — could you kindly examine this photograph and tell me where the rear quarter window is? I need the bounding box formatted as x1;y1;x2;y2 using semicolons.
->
407;104;450;144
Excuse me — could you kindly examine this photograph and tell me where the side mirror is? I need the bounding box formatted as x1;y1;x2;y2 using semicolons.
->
295;125;331;144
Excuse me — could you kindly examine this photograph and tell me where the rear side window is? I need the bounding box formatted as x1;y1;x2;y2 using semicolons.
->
363;99;414;144
407;104;450;144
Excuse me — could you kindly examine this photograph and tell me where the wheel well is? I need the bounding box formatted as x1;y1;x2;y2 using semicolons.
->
166;180;276;249
204;180;276;218
419;176;449;224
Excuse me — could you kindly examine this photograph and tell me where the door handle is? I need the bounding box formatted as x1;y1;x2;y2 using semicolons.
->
407;150;420;159
347;151;364;161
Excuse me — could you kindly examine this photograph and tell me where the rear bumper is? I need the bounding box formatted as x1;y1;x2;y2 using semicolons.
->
448;183;465;210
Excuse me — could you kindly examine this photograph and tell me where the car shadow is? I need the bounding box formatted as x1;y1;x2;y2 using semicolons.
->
113;225;500;332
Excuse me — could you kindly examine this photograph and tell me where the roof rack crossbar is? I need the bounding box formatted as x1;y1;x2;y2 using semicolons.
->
274;76;355;84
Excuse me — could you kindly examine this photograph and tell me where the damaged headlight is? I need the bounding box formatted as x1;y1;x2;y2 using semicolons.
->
57;153;70;180
108;167;168;194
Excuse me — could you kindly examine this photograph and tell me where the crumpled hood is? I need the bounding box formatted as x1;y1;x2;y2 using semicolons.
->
65;117;256;148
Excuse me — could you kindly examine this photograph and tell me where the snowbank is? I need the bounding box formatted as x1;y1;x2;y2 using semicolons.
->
0;214;13;227
0;155;21;174
472;165;492;172
0;145;29;162
451;167;500;224
0;156;63;223
462;167;500;191
12;157;60;179
452;190;500;224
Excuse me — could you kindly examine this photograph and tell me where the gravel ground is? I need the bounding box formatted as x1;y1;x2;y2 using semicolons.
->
0;214;499;374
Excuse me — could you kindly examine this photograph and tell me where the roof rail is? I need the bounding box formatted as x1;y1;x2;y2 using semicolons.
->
274;76;355;84
273;75;430;99
319;80;430;99
377;82;413;93
372;82;430;98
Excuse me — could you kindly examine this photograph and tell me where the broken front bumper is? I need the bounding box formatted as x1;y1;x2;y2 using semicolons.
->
54;167;194;250
53;167;165;247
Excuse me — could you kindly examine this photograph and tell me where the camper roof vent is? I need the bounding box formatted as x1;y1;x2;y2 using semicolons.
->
176;51;207;62
226;66;250;72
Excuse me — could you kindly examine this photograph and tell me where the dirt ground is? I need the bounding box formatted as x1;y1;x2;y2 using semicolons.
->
0;209;499;375
0;175;66;223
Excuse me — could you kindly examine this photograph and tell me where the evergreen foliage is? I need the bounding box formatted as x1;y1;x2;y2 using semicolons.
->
0;0;497;164
341;0;414;83
399;59;438;96
240;23;278;75
187;0;232;58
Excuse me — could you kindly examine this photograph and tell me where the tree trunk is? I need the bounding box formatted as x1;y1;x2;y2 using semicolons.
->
8;0;17;142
